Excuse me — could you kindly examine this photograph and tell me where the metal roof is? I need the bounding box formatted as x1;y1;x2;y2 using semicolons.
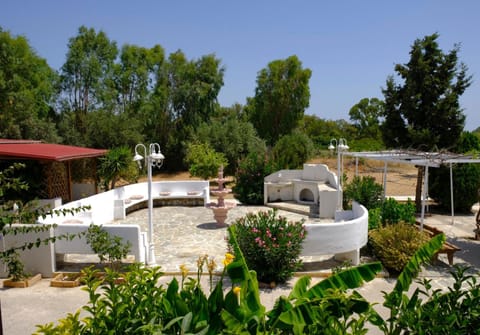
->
0;139;107;161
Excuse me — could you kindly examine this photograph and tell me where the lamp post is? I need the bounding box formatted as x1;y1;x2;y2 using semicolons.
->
133;143;164;265
328;138;349;210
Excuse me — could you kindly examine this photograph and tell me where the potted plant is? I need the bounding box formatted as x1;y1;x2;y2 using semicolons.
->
3;251;41;288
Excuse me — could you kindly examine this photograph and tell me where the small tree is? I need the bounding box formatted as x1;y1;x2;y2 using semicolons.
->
98;146;137;190
184;142;228;180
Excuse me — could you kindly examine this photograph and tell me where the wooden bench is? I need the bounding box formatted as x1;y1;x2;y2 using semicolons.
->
417;223;461;265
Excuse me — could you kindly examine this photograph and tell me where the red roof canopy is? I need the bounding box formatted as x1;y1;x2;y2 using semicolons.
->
0;139;107;161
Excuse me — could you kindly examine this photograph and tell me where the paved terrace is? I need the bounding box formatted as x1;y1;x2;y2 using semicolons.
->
60;203;336;273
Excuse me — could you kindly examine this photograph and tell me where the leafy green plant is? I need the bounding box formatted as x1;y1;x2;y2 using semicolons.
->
37;224;384;335
4;250;29;281
184;142;228;180
85;224;131;271
380;197;416;225
98;146;138;190
271;130;315;169
228;209;306;284
343;175;383;210
368;221;430;273
233;151;275;205
390;265;480;334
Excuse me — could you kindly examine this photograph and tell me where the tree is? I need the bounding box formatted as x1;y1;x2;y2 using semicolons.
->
248;55;311;146
98;147;138;190
59;26;118;142
271;130;315;169
191;107;266;175
381;33;472;210
0;27;59;141
349;97;384;140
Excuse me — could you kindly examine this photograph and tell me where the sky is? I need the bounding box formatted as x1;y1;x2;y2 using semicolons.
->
2;0;479;130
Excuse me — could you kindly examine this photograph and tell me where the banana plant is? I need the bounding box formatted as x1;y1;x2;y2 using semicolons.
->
371;233;446;335
222;225;384;334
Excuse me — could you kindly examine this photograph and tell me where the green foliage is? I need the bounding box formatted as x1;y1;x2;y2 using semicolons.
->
192;115;266;176
343;175;384;209
248;55;312;146
98;146;137;190
271;130;315;169
38;225;384;335
388;265;480;335
382;33;471;150
349;97;384;140
85;224;131;271
184;142;228;180
228;209;307;284
0;28;59;141
369;222;430;273
4;251;29;281
430;163;480;213
233;151;275;205
380;198;416;225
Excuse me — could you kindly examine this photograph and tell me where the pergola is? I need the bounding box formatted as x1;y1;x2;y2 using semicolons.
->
342;150;480;228
0;139;107;203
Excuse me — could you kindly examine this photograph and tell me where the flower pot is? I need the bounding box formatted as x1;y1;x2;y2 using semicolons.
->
3;273;42;288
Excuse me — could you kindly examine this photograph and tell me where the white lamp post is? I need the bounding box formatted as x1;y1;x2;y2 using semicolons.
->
133;143;164;265
328;138;349;210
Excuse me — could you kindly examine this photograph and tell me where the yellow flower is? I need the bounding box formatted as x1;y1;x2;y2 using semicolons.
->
180;264;188;278
223;253;235;266
233;286;241;305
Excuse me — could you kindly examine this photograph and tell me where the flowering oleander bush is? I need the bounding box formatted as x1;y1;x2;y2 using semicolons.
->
229;209;307;284
233;151;275;205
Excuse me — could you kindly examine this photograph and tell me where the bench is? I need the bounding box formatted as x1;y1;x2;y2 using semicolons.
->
417;223;461;265
113;181;209;220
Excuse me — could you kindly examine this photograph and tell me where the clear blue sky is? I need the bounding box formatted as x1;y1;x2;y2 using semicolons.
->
2;0;479;130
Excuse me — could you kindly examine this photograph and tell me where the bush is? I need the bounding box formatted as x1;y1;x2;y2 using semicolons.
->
233;152;274;205
184;142;228;180
430;164;480;213
229;209;306;284
271;131;315;169
380;198;416;225
369;222;430;273
86;225;131;271
343;175;383;210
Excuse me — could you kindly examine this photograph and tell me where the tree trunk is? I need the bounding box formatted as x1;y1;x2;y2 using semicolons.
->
415;166;424;212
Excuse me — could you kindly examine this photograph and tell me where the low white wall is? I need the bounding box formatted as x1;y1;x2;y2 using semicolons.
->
54;224;148;264
39;180;210;225
301;202;368;265
0;225;55;277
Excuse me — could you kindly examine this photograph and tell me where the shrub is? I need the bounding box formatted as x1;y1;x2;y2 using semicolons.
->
343;175;383;209
228;209;307;284
430;163;480;213
233;152;274;205
184;142;228;180
369;222;430;273
271;130;315;169
380;197;416;225
86;224;131;271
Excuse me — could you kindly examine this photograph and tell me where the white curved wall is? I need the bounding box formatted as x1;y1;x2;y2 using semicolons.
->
301;202;368;265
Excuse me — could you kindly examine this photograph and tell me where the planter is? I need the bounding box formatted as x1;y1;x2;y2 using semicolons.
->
3;273;42;288
50;272;83;288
